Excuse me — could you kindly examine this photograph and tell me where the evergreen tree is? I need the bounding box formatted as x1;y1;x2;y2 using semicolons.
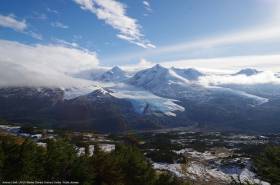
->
45;139;78;180
1;136;22;180
113;145;156;185
0;135;195;185
254;146;280;185
0;143;4;180
155;172;190;185
90;148;124;185
17;139;45;180
71;156;95;185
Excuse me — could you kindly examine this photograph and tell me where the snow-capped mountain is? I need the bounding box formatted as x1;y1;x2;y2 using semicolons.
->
172;67;204;80
97;66;128;82
233;68;261;76
128;65;267;106
128;64;189;89
1;65;280;133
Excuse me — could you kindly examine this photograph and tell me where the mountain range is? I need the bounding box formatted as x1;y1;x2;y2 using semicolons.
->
0;65;280;133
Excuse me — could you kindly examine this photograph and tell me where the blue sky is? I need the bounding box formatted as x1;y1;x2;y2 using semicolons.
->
0;0;280;71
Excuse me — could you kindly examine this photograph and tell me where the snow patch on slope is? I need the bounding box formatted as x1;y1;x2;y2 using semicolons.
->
207;86;269;105
108;83;185;116
62;85;101;100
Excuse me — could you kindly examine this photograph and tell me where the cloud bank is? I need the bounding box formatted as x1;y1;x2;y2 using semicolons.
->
73;0;155;48
0;39;99;87
199;71;280;86
160;55;280;72
0;61;95;87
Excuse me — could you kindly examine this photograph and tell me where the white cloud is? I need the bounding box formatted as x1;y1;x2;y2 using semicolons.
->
143;1;150;8
0;61;95;87
121;58;153;71
143;0;152;13
138;58;152;67
198;71;280;87
160;55;280;72
51;21;69;29
0;39;100;87
28;31;43;40
0;14;42;40
73;0;155;48
52;38;80;48
0;14;27;31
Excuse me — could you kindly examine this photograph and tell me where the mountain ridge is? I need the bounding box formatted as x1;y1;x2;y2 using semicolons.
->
0;65;280;133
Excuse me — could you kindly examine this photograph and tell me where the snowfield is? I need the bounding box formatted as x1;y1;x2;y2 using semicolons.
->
109;83;185;116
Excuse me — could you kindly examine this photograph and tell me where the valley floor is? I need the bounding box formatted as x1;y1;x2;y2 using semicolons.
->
1;122;279;185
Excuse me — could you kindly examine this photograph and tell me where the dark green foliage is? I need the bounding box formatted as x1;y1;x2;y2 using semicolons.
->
0;135;190;185
0;138;43;180
70;156;94;184
0;143;4;180
0;118;8;125
17;140;46;180
155;172;190;185
1;137;22;180
122;134;140;146
254;146;280;185
146;149;181;163
113;145;156;185
90;149;123;185
45;139;79;180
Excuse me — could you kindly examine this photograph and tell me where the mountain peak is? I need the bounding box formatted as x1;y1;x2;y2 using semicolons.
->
172;67;204;80
234;68;261;76
97;66;127;82
128;64;189;90
111;66;123;73
151;64;166;70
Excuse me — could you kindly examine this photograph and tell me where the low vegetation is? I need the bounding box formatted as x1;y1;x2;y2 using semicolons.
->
0;131;279;185
0;135;189;185
254;146;280;185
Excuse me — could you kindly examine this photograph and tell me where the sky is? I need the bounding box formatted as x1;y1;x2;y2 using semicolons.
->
0;0;280;74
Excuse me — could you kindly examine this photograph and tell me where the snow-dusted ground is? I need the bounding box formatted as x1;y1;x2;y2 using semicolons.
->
153;149;270;185
0;124;21;133
174;148;217;160
153;162;270;185
99;144;115;152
